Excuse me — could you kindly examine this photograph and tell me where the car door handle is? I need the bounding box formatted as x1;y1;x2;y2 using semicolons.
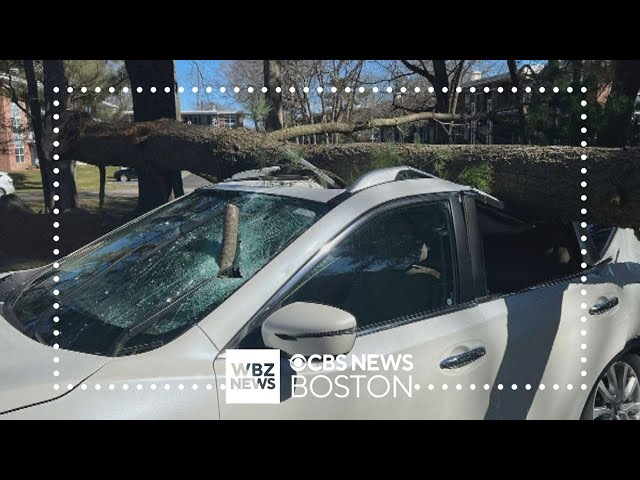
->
589;296;619;316
440;346;486;370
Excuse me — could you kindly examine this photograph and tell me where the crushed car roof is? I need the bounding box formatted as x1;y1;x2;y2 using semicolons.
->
210;165;502;208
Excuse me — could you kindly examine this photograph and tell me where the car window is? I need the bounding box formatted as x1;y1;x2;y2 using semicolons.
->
282;201;458;331
476;203;583;295
587;224;616;258
7;190;327;356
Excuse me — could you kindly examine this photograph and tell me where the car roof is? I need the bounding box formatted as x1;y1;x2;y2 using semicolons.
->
212;181;345;202
208;166;502;208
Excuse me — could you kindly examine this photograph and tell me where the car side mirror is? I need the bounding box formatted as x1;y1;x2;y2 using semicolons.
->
261;302;357;357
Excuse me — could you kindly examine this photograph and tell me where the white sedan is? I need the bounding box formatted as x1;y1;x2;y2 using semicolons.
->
0;172;15;197
1;166;639;419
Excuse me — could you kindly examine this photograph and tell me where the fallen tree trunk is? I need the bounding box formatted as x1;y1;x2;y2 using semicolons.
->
60;113;640;229
303;143;640;230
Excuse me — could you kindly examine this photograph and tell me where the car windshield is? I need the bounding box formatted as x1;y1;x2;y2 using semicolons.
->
6;189;326;356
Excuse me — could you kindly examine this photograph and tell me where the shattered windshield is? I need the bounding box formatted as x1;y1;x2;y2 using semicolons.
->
7;189;326;356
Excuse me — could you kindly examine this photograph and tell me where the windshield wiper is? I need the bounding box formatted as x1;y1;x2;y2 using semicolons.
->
110;276;215;357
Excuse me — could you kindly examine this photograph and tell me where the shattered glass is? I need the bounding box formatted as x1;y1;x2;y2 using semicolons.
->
9;190;326;356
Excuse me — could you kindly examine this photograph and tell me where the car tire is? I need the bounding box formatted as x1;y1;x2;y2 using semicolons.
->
581;353;640;420
119;173;129;182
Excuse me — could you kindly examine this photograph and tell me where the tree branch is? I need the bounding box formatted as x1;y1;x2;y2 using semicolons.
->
401;60;435;84
268;111;462;140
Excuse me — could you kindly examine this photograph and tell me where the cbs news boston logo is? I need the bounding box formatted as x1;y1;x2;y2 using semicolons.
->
224;349;415;404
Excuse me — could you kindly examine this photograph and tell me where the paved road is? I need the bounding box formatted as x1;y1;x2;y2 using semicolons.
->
182;172;212;190
102;172;212;195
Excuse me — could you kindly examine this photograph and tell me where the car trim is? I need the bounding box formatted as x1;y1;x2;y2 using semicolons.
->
595;227;618;261
461;192;488;299
356;300;481;337
228;192;474;348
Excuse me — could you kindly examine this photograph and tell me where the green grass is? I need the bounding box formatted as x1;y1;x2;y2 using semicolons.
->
11;165;130;192
12;165;138;215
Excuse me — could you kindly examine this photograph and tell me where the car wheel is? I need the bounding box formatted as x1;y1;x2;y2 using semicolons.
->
581;354;640;420
119;173;129;182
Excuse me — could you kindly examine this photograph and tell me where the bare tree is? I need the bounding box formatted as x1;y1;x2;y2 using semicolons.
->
223;60;371;142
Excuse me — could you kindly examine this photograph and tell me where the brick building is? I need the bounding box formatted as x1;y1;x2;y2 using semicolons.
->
0;95;34;172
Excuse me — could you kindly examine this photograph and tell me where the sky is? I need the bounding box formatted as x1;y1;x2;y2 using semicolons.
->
175;60;536;111
176;60;237;110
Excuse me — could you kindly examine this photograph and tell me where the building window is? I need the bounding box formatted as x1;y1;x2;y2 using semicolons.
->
10;102;22;133
223;114;236;128
212;116;219;127
14;138;25;164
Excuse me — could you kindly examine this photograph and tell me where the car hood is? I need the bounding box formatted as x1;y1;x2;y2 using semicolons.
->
0;310;110;415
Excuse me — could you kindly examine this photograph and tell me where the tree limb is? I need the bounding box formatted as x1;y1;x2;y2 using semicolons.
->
401;60;436;84
268;112;462;140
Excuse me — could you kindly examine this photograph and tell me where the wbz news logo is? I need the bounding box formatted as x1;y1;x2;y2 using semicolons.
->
225;349;281;404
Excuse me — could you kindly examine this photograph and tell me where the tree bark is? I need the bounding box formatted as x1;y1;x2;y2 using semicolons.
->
23;60;52;213
432;60;450;114
43;60;78;211
303;143;640;229
98;165;106;210
124;60;183;211
264;60;284;131
218;203;239;277
60;114;640;229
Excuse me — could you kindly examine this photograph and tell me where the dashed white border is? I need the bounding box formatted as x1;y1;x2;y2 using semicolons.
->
50;84;590;394
62;85;582;95
51;86;63;390
579;87;589;391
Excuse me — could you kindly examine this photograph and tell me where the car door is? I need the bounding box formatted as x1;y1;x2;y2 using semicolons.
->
214;196;511;419
527;226;638;419
467;199;627;419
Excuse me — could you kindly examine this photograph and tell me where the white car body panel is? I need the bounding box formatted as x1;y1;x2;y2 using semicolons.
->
215;300;510;419
3;326;220;419
0;309;109;414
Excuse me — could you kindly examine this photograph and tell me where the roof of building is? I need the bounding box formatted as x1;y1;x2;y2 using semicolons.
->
461;64;545;88
123;109;242;116
181;110;242;115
